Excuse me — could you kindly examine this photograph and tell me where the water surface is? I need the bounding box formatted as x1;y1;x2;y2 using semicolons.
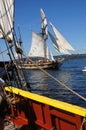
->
25;59;86;108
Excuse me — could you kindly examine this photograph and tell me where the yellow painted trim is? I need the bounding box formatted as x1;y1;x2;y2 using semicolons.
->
5;86;86;117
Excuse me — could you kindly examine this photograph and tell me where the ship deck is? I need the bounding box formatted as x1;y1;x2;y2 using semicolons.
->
5;86;86;130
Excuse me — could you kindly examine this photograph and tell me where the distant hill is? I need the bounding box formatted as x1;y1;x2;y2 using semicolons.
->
54;54;86;60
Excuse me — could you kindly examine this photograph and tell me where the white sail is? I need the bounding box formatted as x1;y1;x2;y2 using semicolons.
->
0;0;14;41
46;46;55;61
48;30;71;55
40;8;48;38
29;32;45;58
50;22;75;54
48;31;60;52
29;9;49;59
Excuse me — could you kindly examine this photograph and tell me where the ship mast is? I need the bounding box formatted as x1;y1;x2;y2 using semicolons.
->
40;8;48;60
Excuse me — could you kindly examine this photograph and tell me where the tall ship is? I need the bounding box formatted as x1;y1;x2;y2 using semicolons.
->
17;9;75;70
0;0;86;130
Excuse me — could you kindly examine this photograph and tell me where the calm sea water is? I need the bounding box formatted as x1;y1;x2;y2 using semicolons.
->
0;59;86;108
24;59;86;108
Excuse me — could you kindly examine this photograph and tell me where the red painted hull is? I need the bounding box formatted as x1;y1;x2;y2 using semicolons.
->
4;88;86;130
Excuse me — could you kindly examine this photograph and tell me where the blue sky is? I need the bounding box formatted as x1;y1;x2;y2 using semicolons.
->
14;0;86;55
0;0;86;61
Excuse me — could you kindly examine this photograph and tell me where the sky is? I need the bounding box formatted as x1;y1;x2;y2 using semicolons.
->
0;0;86;61
15;0;86;55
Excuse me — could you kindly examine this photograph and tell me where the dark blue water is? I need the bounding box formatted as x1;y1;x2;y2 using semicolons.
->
1;59;86;108
25;59;86;108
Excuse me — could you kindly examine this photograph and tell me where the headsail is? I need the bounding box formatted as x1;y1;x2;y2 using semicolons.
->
48;31;60;52
29;31;45;58
46;46;55;61
49;22;75;54
0;0;14;42
48;30;71;55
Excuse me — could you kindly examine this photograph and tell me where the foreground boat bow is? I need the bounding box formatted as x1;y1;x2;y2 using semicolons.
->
0;1;85;130
4;86;86;130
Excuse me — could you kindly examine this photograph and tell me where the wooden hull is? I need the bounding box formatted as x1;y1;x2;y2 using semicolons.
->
17;61;62;70
4;87;86;130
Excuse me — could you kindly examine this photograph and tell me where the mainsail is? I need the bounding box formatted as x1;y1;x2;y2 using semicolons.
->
29;31;45;58
49;22;75;54
40;8;48;59
29;31;55;61
0;0;14;42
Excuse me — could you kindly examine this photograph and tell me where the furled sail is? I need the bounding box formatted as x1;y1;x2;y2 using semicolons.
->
29;31;45;58
40;8;48;39
49;22;75;54
0;0;14;42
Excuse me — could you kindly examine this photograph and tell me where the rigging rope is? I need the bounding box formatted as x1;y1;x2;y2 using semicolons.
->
0;23;28;90
23;53;86;102
0;0;28;90
80;116;86;130
0;48;9;55
0;47;16;99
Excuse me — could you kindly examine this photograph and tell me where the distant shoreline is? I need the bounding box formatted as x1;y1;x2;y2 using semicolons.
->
0;54;86;67
54;54;86;60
